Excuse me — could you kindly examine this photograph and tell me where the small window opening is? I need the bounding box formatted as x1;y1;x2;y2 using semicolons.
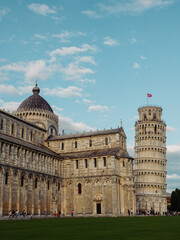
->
5;172;8;185
0;119;3;130
21;175;24;187
62;142;64;150
103;157;106;167
75;141;77;148
78;183;82;194
21;128;24;138
85;159;88;168
89;139;92;147
35;178;38;189
105;137;108;145
11;124;14;135
76;160;79;169
94;158;97;168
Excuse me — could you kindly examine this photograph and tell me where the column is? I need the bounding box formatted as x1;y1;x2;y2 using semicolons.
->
0;168;5;216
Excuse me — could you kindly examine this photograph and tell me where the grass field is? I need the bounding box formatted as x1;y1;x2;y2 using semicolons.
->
0;216;180;240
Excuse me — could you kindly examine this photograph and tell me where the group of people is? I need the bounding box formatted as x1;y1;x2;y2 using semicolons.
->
8;210;26;219
137;209;168;216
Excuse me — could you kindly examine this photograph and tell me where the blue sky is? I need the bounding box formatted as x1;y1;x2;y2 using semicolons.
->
0;0;180;192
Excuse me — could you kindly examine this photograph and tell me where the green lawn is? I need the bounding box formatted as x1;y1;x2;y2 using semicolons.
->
0;216;180;240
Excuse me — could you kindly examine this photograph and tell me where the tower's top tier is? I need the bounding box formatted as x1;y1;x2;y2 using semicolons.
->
138;105;162;122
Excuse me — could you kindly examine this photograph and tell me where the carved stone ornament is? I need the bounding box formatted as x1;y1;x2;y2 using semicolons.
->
94;193;103;201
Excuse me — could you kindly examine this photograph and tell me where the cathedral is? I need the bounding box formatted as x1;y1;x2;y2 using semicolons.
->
0;84;167;216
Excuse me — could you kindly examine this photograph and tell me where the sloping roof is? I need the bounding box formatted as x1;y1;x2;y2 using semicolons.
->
60;148;120;159
48;127;125;141
0;133;61;159
60;148;133;159
119;151;133;159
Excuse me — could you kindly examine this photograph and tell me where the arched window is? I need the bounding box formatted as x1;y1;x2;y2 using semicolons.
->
75;141;77;148
144;114;147;121
105;137;108;145
78;183;82;194
89;139;92;147
62;142;64;150
153;114;157;120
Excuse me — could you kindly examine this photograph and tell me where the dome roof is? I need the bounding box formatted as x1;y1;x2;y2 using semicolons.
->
17;84;53;113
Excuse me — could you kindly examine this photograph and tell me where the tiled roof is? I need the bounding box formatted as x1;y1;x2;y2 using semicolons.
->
17;94;53;113
0;133;61;159
60;148;133;159
48;127;124;141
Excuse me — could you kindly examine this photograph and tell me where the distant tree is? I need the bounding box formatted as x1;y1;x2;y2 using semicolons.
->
171;189;180;211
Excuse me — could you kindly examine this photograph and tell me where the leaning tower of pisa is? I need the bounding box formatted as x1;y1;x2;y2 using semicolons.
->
134;105;167;214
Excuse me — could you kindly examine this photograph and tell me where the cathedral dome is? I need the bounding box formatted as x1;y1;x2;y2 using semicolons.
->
17;84;53;113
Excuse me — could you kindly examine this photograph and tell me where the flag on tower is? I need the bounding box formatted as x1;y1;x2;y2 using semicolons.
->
147;93;152;97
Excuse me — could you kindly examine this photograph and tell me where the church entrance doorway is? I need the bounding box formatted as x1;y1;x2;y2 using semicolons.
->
97;203;101;214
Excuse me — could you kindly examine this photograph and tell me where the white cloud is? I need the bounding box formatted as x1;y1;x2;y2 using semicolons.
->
0;58;7;62
49;44;98;62
61;61;94;80
52;105;63;112
78;78;96;84
167;144;180;153
99;0;176;14
0;60;58;83
75;56;96;65
88;105;109;112
0;99;21;112
58;114;95;132
51;16;65;21
133;62;141;69
103;36;118;46
0;7;10;21
166;125;177;132
127;145;134;157
43;86;83;98
0;84;33;95
28;4;56;16
34;34;47;40
0;72;9;81
52;31;86;43
81;10;102;19
83;99;92;103
167;174;180;179
140;55;147;60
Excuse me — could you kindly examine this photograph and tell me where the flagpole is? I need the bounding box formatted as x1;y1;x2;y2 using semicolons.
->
147;94;148;105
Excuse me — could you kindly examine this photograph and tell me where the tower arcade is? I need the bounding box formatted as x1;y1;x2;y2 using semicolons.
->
134;105;167;214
